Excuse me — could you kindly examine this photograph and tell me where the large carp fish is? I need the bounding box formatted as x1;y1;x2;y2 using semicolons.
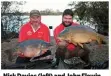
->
57;25;104;48
14;39;52;58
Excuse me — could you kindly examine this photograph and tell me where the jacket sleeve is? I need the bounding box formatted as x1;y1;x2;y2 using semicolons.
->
53;28;61;44
18;27;27;42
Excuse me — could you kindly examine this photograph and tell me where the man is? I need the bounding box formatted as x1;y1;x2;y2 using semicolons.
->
54;9;90;67
16;10;51;64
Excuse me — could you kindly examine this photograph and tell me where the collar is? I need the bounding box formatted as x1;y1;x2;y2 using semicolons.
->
31;24;41;33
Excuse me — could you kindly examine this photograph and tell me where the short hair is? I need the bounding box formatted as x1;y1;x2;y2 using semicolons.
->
62;9;73;17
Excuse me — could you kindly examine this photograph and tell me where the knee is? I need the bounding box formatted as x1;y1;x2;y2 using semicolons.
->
78;49;90;57
55;49;65;58
64;51;73;59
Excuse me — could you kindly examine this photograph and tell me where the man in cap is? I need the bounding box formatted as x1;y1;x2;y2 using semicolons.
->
16;10;51;64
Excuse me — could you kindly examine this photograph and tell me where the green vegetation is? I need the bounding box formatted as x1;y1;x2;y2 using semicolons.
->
68;1;108;35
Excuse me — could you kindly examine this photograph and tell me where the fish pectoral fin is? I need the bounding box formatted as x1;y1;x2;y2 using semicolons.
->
78;43;83;48
88;38;92;42
72;42;77;46
71;38;77;46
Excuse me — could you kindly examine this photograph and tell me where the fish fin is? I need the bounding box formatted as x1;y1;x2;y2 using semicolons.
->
71;37;77;46
88;38;92;42
72;42;77;46
78;43;83;48
96;34;102;47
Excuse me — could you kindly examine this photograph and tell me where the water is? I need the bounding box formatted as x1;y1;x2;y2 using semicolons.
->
41;15;62;36
2;15;62;36
2;15;96;36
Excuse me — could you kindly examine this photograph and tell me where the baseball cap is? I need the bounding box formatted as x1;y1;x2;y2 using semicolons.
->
30;10;41;17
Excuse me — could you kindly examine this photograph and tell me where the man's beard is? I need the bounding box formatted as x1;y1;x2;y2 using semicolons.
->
62;22;72;27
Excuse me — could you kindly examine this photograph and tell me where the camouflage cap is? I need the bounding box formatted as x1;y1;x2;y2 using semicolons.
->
30;10;41;17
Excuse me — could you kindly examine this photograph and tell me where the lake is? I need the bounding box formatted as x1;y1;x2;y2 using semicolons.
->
42;15;62;36
2;15;95;36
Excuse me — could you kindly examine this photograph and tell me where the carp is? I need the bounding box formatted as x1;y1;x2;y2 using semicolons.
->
57;25;104;48
14;39;52;58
